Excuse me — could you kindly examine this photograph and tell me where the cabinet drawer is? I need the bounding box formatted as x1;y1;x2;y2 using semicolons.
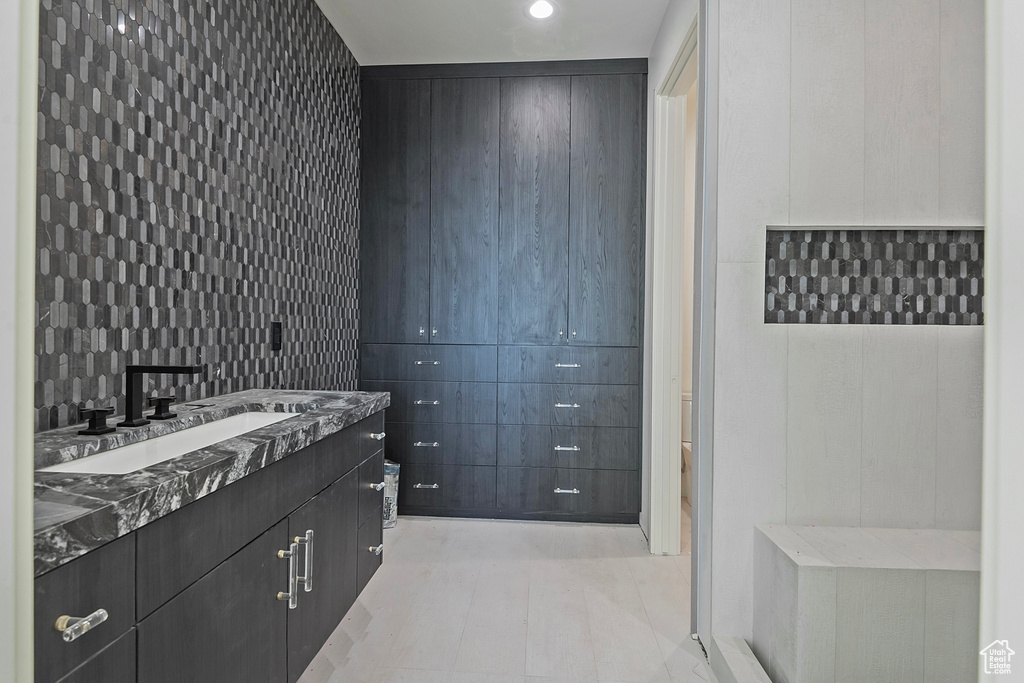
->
356;411;386;462
313;420;363;494
363;380;497;424
496;425;638;470
357;509;383;595
397;464;444;508
497;467;638;516
361;344;498;382
35;533;136;683
358;451;385;527
385;422;496;466
498;346;640;384
55;629;136;683
443;465;496;510
497;383;638;427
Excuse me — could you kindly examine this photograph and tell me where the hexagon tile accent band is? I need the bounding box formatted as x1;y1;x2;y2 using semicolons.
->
35;0;361;431
765;229;984;325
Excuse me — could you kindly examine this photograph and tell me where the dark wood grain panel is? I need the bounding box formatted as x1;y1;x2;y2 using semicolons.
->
496;467;574;513
443;465;497;509
397;464;445;509
56;630;136;683
385;422;496;466
430;78;500;344
362;380;497;424
360;79;432;343
35;534;136;683
358;451;385;527
137;521;289;683
362;58;648;80
497;383;638;427
498;76;571;344
497;346;640;384
360;344;498;382
574;469;640;515
568;74;646;346
356;510;383;595
496;425;639;470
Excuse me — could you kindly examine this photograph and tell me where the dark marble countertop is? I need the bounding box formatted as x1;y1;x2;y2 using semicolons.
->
34;389;390;576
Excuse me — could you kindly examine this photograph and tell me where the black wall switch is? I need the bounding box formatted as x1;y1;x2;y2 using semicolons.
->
271;321;283;351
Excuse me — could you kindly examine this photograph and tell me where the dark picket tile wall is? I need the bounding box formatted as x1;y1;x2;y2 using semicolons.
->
35;0;360;431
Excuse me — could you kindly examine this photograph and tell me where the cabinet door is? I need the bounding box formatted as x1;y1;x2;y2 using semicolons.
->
137;521;289;683
287;471;359;683
357;509;384;594
361;79;431;343
430;78;500;344
56;630;136;683
498;76;571;344
568;74;645;346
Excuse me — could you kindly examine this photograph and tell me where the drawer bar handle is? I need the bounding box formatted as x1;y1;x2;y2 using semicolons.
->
276;541;299;609
414;360;441;365
554;445;580;452
555;403;581;409
554;487;580;495
371;432;386;440
414;441;440;448
369;544;384;556
413;483;439;489
414;400;440;405
55;609;108;643
554;363;582;368
370;481;386;491
295;529;314;593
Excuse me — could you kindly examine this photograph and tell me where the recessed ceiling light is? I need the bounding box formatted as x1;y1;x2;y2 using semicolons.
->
529;0;555;19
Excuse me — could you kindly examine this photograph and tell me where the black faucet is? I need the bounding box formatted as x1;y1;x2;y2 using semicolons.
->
118;365;204;427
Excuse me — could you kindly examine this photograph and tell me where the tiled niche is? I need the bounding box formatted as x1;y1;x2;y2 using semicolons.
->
765;229;984;325
35;0;361;430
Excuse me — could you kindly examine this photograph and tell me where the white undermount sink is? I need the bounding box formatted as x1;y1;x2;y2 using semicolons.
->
39;412;300;475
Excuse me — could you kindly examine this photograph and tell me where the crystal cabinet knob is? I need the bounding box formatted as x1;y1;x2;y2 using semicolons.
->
55;609;108;643
369;544;384;556
369;481;385;492
370;432;386;440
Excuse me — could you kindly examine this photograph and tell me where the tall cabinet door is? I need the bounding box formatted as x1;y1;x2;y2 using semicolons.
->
430;78;500;344
360;79;432;343
498;76;571;345
286;470;359;683
568;74;645;347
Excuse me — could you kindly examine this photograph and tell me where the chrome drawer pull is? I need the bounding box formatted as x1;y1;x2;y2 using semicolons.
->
371;432;386;440
55;609;108;643
295;530;314;593
369;481;386;491
413;441;440;448
554;445;580;452
413;483;439;489
414;400;440;405
554;403;580;409
554;363;581;368
554;487;580;495
369;544;384;556
276;541;299;609
414;360;441;365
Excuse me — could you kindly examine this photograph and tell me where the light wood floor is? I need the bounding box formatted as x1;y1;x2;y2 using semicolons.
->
299;516;710;683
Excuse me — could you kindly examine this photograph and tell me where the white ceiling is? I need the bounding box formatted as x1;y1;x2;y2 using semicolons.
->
314;0;671;66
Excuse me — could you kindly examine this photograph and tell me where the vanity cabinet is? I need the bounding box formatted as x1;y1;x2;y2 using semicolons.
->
35;411;386;683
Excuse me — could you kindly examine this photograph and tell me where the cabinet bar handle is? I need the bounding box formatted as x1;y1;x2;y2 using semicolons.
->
55;609;108;643
413;441;440;448
414;400;440;405
295;530;313;593
554;445;580;452
276;541;299;609
554;487;580;494
370;481;386;491
554;403;581;409
371;432;386;440
413;483;439;489
369;544;384;555
413;360;441;365
554;363;582;368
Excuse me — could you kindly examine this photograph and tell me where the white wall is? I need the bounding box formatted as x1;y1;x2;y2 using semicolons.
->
710;0;985;639
642;0;699;540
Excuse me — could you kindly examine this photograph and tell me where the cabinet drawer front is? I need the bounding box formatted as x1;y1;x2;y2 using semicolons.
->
356;411;386;462
497;383;638;427
443;465;496;510
386;422;496;466
137;521;289;683
358;451;385;527
498;346;640;384
574;469;639;516
357;510;383;595
35;534;136;683
313;420;363;493
398;464;445;508
56;629;136;683
496;426;638;470
361;344;498;382
363;381;497;424
496;467;575;513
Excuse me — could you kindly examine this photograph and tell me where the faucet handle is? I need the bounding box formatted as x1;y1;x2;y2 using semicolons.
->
148;395;177;421
78;407;116;436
